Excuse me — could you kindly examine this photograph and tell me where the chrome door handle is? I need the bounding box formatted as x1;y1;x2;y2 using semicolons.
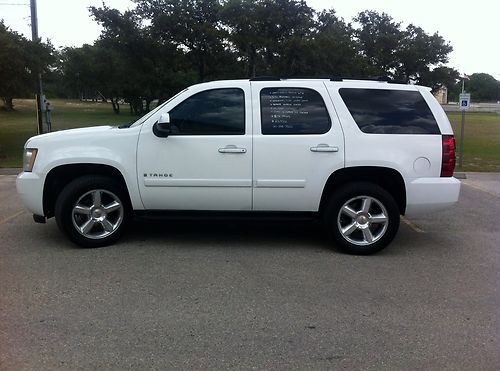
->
218;145;247;154
310;144;339;152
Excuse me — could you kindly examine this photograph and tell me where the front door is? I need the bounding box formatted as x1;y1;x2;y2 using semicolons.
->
137;82;253;210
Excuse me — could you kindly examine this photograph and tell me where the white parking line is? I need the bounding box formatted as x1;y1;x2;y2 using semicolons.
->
461;181;500;198
401;216;425;233
0;210;25;225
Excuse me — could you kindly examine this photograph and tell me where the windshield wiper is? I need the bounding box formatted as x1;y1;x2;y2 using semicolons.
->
118;121;135;129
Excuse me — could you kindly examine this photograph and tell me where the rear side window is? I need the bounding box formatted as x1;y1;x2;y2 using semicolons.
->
169;88;245;135
260;88;331;135
339;88;440;134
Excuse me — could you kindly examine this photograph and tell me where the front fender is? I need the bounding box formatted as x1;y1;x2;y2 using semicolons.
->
29;125;144;210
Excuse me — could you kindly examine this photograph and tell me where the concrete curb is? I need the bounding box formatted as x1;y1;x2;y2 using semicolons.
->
0;168;21;175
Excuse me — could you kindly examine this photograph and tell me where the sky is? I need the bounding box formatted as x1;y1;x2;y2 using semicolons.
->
1;0;499;79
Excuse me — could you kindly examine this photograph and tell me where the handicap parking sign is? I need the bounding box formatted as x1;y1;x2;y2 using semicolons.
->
459;93;470;110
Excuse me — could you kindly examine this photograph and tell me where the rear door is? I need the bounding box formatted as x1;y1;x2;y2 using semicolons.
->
251;80;345;211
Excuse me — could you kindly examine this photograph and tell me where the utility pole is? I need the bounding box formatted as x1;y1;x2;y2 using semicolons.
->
30;0;44;135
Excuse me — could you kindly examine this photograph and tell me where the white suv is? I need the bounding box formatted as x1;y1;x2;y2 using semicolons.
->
16;78;460;254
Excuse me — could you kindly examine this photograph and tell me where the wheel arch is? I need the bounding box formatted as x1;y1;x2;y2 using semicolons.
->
43;163;132;218
319;166;407;215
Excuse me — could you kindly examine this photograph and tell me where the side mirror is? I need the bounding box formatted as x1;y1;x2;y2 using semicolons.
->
153;113;171;138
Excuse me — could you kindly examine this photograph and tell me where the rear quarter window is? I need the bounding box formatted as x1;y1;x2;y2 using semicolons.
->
339;88;440;134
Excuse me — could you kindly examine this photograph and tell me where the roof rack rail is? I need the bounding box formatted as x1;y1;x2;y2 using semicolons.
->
249;76;408;84
330;76;409;84
250;76;333;81
249;76;281;81
283;75;333;80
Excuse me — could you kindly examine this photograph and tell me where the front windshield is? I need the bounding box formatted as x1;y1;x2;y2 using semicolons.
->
129;88;188;128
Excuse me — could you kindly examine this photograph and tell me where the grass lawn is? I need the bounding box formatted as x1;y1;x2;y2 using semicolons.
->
447;112;500;172
1;99;499;172
0;99;131;167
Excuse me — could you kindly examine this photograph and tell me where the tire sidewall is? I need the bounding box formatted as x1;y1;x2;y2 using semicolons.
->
55;176;130;248
325;182;400;255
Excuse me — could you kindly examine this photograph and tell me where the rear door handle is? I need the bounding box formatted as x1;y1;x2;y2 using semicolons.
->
310;144;339;152
218;145;247;154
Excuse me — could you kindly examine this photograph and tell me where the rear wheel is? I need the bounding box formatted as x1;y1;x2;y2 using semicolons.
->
55;176;130;247
324;182;400;255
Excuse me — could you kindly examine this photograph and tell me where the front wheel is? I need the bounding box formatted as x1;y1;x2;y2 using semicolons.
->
55;176;130;248
324;182;400;255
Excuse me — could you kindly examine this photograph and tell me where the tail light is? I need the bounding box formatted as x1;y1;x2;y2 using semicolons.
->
441;135;456;177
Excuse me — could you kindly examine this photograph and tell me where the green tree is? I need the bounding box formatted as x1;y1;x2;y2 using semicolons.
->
58;45;126;112
0;22;53;111
305;10;362;76
395;24;453;83
257;0;315;76
43;2;459;110
354;11;453;84
89;4;192;114
353;11;402;76
467;73;500;102
419;66;460;94
134;0;226;82
221;0;316;77
90;5;151;114
220;0;266;77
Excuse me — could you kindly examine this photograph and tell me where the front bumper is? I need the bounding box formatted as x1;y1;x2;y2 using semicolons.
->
405;176;461;215
16;171;44;216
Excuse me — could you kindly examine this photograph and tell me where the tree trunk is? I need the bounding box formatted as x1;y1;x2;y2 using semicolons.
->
2;97;14;111
110;97;120;114
197;48;206;82
129;98;143;116
157;96;167;106
248;44;257;78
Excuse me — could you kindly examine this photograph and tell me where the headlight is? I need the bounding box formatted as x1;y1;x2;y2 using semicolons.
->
23;148;38;172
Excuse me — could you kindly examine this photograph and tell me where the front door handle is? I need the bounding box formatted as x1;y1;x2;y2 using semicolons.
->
310;144;339;152
218;145;247;154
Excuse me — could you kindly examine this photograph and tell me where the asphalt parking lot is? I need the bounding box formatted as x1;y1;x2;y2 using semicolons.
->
0;174;498;370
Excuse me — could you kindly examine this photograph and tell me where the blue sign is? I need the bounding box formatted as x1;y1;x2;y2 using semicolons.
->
459;93;471;110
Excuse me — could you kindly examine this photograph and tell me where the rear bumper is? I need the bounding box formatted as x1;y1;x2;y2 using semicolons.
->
405;177;461;215
16;172;44;216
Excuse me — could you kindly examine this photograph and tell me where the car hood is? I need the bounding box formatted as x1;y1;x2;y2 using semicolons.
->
26;125;117;147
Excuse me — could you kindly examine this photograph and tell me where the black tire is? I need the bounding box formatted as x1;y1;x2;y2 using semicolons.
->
55;175;130;248
324;182;400;255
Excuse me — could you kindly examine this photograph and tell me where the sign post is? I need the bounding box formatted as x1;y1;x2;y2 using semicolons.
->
458;92;470;169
